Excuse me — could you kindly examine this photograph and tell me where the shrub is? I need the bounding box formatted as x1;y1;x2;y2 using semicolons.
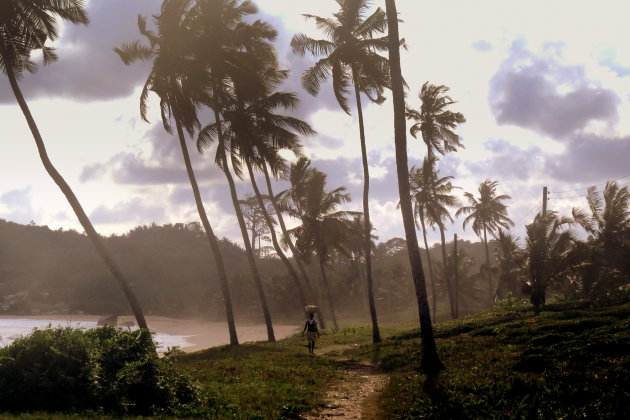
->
0;326;201;415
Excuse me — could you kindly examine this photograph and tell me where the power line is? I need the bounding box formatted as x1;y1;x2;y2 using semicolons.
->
549;181;630;201
550;173;630;194
514;203;540;227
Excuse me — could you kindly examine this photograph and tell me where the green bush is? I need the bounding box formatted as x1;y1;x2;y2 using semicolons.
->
0;326;201;415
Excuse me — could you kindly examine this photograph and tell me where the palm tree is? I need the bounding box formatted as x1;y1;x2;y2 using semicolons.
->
291;0;390;343
572;181;630;294
0;0;149;328
409;166;438;319
274;158;327;326
115;0;238;343
283;169;360;330
493;229;524;299
385;0;443;376
411;159;459;319
456;179;514;305
406;82;466;160
202;64;316;317
189;0;278;342
524;211;574;314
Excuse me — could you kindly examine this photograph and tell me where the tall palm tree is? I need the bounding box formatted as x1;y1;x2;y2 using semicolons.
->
406;82;466;160
283;169;360;330
115;0;238;343
409;167;438;319
274;157;327;326
524;211;574;314
410;158;459;318
456;179;514;306
572;181;630;292
291;0;390;343
494;229;525;299
190;0;278;342
385;0;443;376
0;0;148;328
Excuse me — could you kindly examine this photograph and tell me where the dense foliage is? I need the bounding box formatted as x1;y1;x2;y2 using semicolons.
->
0;326;200;415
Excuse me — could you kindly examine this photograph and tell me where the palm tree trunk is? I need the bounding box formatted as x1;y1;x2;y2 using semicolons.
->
6;66;149;330
317;254;339;330
352;67;380;343
385;0;443;376
438;225;455;319
246;160;308;311
174;120;238;345
214;130;275;342
419;216;437;319
482;223;493;306
261;163;327;329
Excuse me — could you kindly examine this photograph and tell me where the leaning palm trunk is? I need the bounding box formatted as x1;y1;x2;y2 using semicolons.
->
7;68;149;330
261;164;327;328
352;67;381;343
317;253;339;330
215;142;275;341
438;225;456;319
246;160;308;311
419;216;437;319
174;120;238;345
385;0;443;376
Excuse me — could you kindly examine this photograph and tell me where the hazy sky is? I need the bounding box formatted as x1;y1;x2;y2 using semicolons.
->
1;0;629;247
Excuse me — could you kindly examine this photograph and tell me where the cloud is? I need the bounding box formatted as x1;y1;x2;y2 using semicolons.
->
90;198;165;225
546;134;630;183
0;186;40;224
472;40;492;52
80;124;224;186
489;41;619;139
0;0;159;103
464;139;545;181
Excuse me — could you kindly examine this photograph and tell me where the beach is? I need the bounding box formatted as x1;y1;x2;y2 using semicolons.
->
0;315;299;352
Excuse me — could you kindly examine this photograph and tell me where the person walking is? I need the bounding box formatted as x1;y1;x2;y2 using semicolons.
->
302;313;320;354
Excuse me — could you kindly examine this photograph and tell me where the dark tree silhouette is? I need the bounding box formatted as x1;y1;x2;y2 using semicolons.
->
1;0;148;328
385;0;443;376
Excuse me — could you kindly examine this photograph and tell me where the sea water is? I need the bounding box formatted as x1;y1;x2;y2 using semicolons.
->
0;318;193;350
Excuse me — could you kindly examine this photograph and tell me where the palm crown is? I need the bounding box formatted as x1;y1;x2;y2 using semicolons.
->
291;0;390;114
410;157;459;231
406;82;466;157
0;0;88;75
457;179;514;238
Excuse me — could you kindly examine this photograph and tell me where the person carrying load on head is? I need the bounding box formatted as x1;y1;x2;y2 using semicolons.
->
302;307;320;354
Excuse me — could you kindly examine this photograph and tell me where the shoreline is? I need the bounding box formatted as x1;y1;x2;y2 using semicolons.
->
0;315;300;352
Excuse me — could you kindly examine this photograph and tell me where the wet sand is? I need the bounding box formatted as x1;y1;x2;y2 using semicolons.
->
0;315;299;352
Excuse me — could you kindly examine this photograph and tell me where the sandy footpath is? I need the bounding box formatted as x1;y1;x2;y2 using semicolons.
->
0;315;299;353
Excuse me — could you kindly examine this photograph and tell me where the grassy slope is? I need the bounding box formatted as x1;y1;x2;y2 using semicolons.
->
1;298;627;419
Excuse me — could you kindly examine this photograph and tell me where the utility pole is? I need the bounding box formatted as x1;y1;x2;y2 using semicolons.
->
453;233;459;318
542;186;548;215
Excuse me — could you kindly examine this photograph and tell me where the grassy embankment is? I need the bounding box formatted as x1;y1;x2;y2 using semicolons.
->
1;296;628;419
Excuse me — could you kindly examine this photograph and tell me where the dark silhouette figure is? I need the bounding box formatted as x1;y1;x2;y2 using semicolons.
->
302;313;320;354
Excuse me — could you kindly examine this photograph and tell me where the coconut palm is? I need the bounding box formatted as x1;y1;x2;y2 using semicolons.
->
115;0;238;343
572;181;630;293
524;211;574;314
409;165;438;318
493;229;525;299
283;169;360;330
0;0;149;328
189;0;278;342
456;179;514;305
410;157;459;318
291;0;390;343
406;82;466;159
384;0;443;375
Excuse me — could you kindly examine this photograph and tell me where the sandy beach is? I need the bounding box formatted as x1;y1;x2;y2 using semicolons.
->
0;315;299;352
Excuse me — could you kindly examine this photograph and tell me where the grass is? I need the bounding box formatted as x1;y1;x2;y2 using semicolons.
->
1;297;628;418
331;297;630;419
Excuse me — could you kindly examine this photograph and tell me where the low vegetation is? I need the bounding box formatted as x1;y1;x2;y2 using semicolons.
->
1;296;628;418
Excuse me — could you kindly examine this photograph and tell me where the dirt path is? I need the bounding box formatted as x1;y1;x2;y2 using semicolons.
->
301;360;388;419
